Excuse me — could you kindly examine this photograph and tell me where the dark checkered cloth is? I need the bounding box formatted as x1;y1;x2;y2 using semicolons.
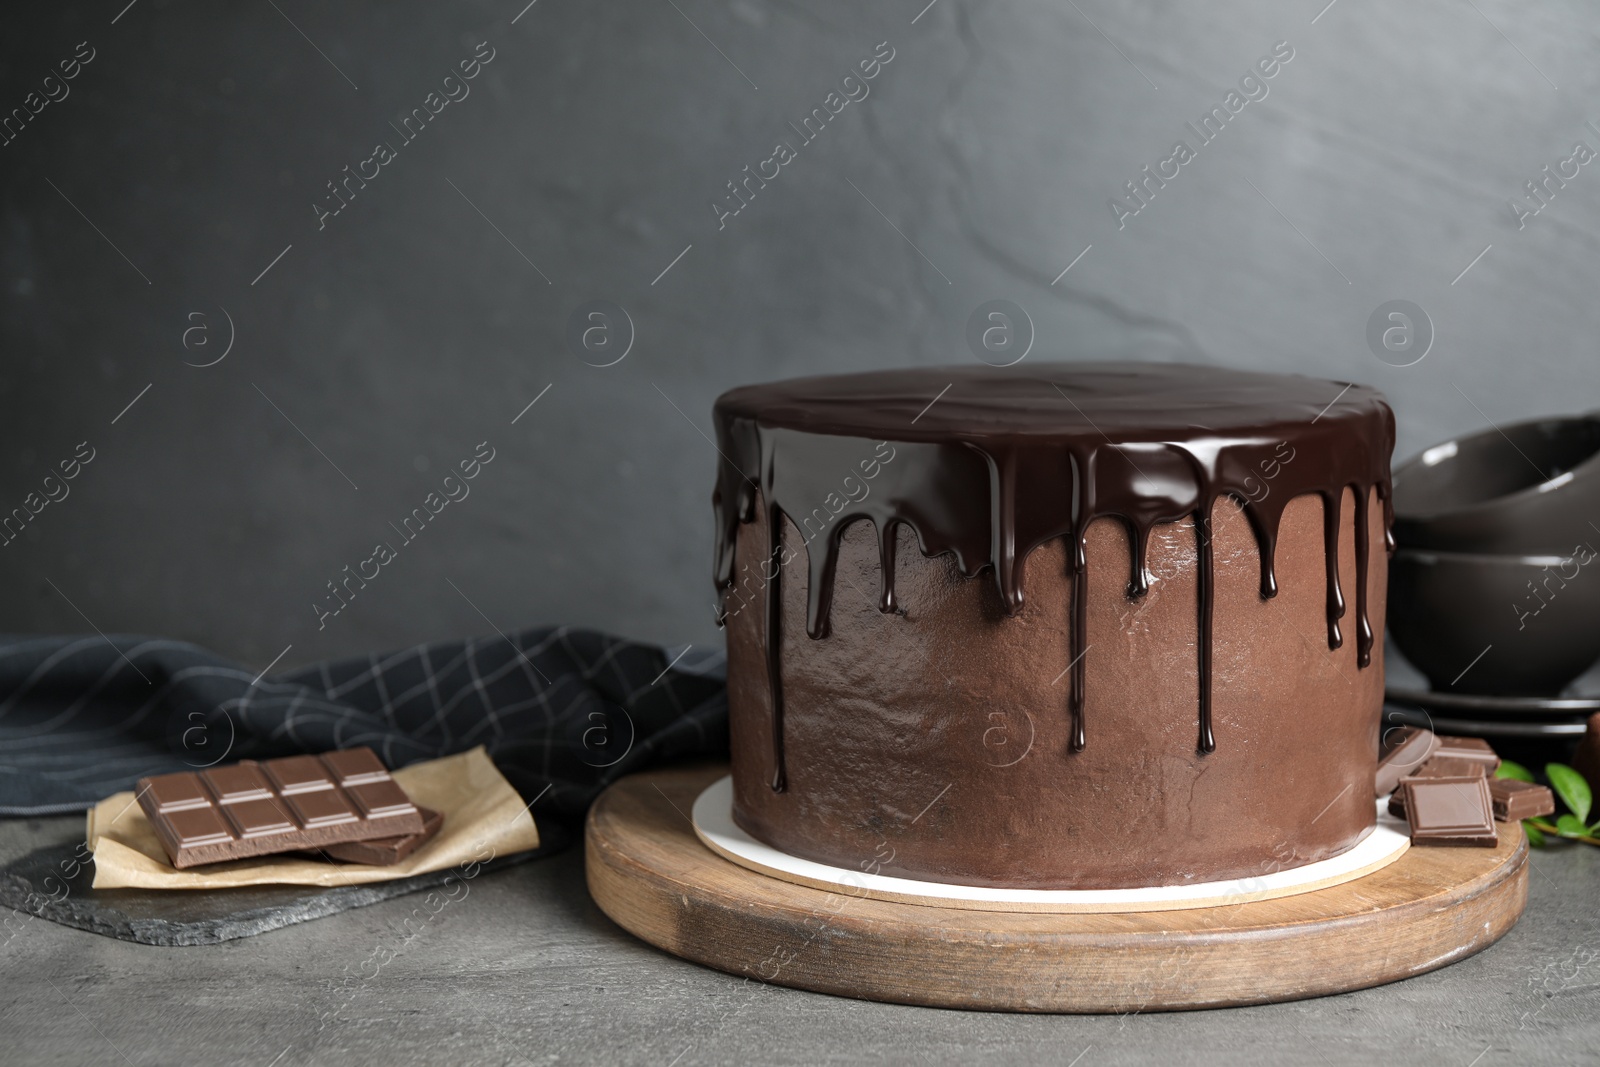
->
0;628;728;848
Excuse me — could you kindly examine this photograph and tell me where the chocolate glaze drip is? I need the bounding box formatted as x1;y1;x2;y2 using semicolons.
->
712;364;1395;793
763;498;787;793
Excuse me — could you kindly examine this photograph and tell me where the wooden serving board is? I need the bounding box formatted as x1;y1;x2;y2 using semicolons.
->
586;764;1529;1013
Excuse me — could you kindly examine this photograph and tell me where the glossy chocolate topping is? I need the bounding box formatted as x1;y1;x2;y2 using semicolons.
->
712;363;1395;792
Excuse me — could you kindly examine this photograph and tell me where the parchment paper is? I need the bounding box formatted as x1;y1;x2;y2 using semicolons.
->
86;746;540;889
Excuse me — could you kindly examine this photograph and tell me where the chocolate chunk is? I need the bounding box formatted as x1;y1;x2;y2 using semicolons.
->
135;748;425;869
1387;789;1407;818
320;807;444;866
1376;751;1484;819
1375;726;1441;796
1388;758;1497;819
1488;778;1556;822
1388;758;1500;817
1409;755;1490;780
1434;736;1500;769
1402;776;1498;847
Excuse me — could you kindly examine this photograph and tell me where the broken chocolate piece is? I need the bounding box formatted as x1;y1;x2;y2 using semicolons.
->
1488;778;1556;822
1434;735;1500;769
320;807;444;866
1409;755;1490;780
1375;726;1441;796
1387;789;1407;818
1389;760;1505;816
135;748;425;869
1386;755;1491;818
1402;776;1498;847
1388;758;1510;819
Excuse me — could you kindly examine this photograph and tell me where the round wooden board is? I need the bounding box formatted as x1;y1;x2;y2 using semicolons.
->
586;764;1530;1013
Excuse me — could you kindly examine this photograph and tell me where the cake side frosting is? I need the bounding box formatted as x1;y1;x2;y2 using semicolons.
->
724;492;1386;889
712;363;1395;794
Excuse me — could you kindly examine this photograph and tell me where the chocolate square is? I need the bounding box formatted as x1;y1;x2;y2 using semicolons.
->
1488;778;1556;822
285;787;360;828
163;806;235;849
345;780;417;820
321;748;391;786
1403;776;1498;847
143;772;211;813
201;763;273;804
223;798;297;839
263;755;336;794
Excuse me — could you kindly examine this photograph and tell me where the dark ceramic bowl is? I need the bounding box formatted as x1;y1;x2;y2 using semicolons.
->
1392;413;1600;554
1388;547;1600;696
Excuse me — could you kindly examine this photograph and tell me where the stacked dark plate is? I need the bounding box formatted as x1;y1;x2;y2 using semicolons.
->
1384;413;1600;749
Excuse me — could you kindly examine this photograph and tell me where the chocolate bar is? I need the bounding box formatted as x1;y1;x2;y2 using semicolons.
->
1488;778;1556;822
1401;776;1498;847
320;806;444;865
1375;726;1441;796
1434;736;1500;769
136;748;425;869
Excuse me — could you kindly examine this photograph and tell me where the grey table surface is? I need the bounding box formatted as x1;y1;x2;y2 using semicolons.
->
1;811;1596;1067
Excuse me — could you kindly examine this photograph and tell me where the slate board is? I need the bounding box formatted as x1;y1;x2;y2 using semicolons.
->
0;830;564;946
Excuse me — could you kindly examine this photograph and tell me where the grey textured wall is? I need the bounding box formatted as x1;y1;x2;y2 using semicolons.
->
2;0;1597;671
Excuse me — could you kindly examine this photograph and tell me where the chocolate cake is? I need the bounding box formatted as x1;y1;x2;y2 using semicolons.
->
712;363;1394;890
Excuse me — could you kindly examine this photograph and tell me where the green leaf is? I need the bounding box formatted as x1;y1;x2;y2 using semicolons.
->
1496;759;1536;783
1546;763;1593;824
1556;813;1587;837
1525;821;1546;847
